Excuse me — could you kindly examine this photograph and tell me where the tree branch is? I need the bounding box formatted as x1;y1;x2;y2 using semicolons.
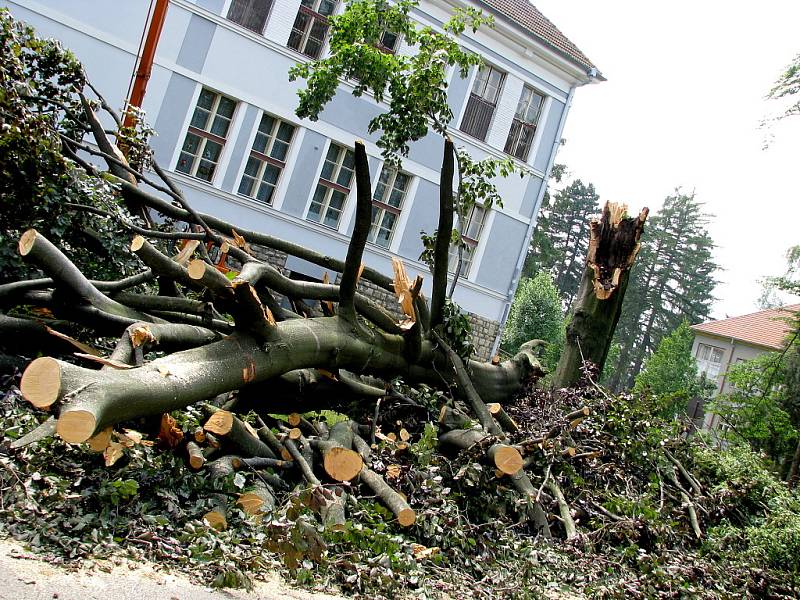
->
338;141;372;322
431;137;454;328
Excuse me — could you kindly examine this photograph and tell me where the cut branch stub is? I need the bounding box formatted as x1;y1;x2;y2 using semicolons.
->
187;441;206;469
237;480;275;516
204;410;234;435
20;357;63;409
359;467;416;527
487;444;524;476
188;259;233;298
204;409;276;458
324;446;363;482
318;420;364;481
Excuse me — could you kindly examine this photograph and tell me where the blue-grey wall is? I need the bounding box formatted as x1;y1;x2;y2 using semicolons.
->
533;100;565;172
282;130;327;217
474;213;528;292
177;13;216;73
448;67;474;127
345;155;382;236
152;73;198;164
397;179;439;260
196;0;225;14
222;104;260;192
520;176;544;219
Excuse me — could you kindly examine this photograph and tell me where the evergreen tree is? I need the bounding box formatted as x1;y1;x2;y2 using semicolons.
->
609;191;718;390
524;178;600;308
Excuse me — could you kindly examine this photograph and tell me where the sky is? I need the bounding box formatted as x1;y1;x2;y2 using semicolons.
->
531;0;800;320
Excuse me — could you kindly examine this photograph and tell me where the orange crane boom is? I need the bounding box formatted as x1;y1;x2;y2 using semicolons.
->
123;0;170;129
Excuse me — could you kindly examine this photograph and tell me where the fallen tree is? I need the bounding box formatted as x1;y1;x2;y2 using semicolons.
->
0;4;559;533
10;123;548;529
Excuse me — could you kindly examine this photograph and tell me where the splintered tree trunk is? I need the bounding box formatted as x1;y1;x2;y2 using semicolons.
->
553;202;648;388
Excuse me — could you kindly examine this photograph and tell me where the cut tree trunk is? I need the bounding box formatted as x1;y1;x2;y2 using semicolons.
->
23;316;537;444
553;202;648;388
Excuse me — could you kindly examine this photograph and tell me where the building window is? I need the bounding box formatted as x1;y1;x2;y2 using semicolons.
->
377;30;400;54
696;343;724;381
287;0;338;59
448;204;486;276
368;166;410;248
460;65;505;141
307;143;354;229
226;0;272;34
504;85;545;161
237;113;295;205
176;88;237;182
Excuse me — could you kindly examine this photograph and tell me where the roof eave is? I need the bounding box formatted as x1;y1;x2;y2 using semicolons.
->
690;326;787;352
473;0;603;83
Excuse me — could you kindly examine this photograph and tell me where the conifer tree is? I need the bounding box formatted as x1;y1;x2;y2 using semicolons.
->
609;191;717;390
524;179;600;308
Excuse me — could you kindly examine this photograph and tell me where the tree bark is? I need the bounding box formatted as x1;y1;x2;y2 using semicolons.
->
553;203;648;388
25;315;537;443
430;138;455;329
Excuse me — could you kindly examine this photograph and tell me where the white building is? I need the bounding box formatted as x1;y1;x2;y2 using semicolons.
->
2;0;600;357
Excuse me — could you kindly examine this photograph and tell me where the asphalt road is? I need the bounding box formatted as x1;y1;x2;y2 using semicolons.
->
0;538;344;600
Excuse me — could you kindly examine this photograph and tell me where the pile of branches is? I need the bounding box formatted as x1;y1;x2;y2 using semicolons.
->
0;64;563;540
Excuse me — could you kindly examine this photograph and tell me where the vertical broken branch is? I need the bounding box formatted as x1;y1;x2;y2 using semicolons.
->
338;140;371;323
430;137;455;329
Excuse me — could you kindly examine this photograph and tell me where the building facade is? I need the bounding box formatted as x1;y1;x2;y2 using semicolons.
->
689;304;799;430
3;0;599;358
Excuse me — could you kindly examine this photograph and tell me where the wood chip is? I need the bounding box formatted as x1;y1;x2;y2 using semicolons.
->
73;353;134;369
103;441;125;466
158;414;184;448
46;327;101;356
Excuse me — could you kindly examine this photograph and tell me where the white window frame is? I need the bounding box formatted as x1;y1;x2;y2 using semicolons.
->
367;166;411;248
287;0;338;58
237;112;296;205
175;88;238;183
225;0;274;34
459;64;506;142
696;343;725;381
504;84;545;161
448;204;487;277
305;141;355;230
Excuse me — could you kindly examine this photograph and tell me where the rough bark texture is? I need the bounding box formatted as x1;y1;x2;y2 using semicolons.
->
553;203;648;388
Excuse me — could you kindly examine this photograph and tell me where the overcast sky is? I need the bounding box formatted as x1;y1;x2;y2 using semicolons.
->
532;0;800;320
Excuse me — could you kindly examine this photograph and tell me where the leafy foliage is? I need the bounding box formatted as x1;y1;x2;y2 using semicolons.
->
290;0;489;163
500;271;564;370
437;298;474;362
767;53;800;121
0;9;141;281
633;320;710;417
709;351;800;474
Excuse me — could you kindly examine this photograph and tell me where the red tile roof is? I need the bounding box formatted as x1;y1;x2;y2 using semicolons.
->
691;304;800;350
477;0;598;73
